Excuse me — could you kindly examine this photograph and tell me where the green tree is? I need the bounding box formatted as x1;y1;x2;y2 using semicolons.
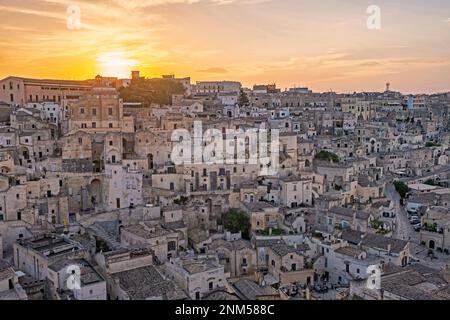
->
425;141;440;148
424;179;438;186
119;77;185;106
238;89;249;106
315;150;339;163
223;209;251;240
393;181;409;199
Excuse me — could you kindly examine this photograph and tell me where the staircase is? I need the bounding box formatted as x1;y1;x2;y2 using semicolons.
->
87;222;121;250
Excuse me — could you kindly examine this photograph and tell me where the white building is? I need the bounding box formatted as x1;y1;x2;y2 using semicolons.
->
165;256;228;300
26;102;61;125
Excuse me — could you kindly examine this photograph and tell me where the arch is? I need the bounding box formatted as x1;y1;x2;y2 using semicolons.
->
305;159;310;167
19;146;30;160
429;240;435;250
90;178;103;206
106;148;120;164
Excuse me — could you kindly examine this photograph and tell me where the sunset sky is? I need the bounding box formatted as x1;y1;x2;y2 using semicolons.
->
0;0;449;93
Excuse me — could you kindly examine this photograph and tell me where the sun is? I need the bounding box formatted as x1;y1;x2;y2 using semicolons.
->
96;52;139;78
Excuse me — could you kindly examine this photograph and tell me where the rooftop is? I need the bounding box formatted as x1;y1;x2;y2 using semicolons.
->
49;259;105;286
233;279;277;300
112;266;187;300
17;235;84;258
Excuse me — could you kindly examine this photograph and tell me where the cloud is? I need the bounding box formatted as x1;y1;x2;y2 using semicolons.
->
0;4;66;21
359;61;381;67
111;0;200;9
110;0;269;9
196;67;228;73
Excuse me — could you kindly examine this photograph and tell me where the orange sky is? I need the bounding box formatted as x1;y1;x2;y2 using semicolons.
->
0;0;449;93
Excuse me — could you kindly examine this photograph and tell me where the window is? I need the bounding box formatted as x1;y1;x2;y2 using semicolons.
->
209;282;213;291
108;108;113;116
16;194;20;199
80;108;85;114
168;241;176;251
271;260;275;266
109;123;113;128
92;122;96;128
17;212;22;220
92;108;97;116
0;214;3;221
10;94;14;102
78;137;83;145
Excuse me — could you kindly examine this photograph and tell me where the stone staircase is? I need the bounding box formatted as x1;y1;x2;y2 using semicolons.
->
87;222;121;250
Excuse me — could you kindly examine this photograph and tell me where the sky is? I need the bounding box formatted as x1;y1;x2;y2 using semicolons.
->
0;0;449;94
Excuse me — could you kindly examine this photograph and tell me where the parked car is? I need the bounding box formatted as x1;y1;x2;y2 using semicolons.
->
409;215;420;222
314;284;328;293
413;223;421;231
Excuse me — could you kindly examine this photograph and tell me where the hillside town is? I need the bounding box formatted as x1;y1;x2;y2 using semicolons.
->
1;72;450;301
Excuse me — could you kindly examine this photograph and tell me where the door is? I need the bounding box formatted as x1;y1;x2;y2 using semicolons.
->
429;240;435;250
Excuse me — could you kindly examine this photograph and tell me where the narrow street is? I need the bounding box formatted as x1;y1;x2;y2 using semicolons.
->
385;183;418;243
385;183;450;269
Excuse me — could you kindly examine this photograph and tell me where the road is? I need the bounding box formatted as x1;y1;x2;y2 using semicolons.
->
385;183;419;243
385;183;450;269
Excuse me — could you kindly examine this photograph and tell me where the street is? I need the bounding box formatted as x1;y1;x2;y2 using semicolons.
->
385;183;418;243
385;183;450;269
